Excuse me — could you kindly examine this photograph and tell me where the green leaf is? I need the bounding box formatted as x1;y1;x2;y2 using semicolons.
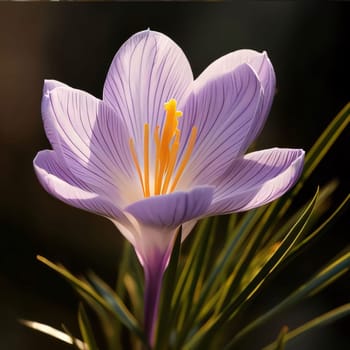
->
114;240;143;345
176;218;217;332
87;272;147;344
223;251;350;349
274;326;289;350
172;218;212;309
214;211;273;310
166;218;212;346
177;209;262;344
115;240;133;296
154;227;182;349
78;304;99;350
225;188;319;311
238;241;281;291
77;290;121;350
116;240;144;318
293;193;350;254
61;324;85;350
184;188;319;349
262;304;350;350
267;194;350;296
271;180;339;245
20;319;85;349
124;273;143;323
37;256;146;345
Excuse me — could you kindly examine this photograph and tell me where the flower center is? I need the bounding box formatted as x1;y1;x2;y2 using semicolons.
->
129;99;197;198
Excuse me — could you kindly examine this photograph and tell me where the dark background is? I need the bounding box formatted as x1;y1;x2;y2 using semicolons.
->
0;2;349;350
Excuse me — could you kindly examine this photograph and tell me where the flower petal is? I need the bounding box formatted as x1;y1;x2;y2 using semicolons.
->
34;150;124;220
194;49;276;149
177;63;263;188
209;148;304;214
125;186;214;229
41;80;69;153
46;86;141;204
103;29;193;150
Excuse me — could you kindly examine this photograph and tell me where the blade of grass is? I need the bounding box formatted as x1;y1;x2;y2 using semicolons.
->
184;188;319;349
220;188;319;317
78;303;99;350
223;252;350;349
154;227;182;350
62;324;86;350
172;218;212;308
274;326;289;350
212;211;272;315
77;289;121;350
227;213;238;235
174;209;263;347
262;304;350;350
115;241;144;323
20;319;85;349
37;256;146;345
252;194;350;300
204;212;269;318
293;194;349;253
271;180;339;245
115;240;134;295
86;272;146;344
124;273;143;322
176;218;217;330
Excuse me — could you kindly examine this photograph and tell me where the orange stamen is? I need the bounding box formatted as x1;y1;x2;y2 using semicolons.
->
170;126;197;192
144;124;150;197
129;99;196;198
154;126;161;195
129;138;145;196
161;129;180;194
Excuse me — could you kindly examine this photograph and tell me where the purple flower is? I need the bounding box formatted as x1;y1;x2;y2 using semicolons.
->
34;30;304;345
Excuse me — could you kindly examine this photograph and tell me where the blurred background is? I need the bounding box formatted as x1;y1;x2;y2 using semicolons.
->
0;2;349;349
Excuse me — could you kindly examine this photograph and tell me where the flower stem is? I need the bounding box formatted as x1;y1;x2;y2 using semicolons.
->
143;258;166;348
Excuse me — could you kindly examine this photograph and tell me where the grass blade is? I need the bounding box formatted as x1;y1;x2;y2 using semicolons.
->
87;272;147;344
223;251;350;349
154;227;182;349
274;326;289;350
176;218;217;332
20;319;85;349
184;188;319;349
172;218;212;309
262;304;350;350
78;304;99;350
37;256;146;345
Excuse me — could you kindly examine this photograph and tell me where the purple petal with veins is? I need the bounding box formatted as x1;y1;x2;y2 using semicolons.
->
103;29;193;152
177;63;263;189
209;148;305;214
126;186;213;228
34;150;125;221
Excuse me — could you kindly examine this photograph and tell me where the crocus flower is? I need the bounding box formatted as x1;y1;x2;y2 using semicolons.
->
34;30;304;345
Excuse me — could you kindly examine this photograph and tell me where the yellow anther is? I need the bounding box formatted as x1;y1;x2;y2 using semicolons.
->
129;99;196;198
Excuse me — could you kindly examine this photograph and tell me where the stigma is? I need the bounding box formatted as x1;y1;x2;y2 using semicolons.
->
129;99;197;198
